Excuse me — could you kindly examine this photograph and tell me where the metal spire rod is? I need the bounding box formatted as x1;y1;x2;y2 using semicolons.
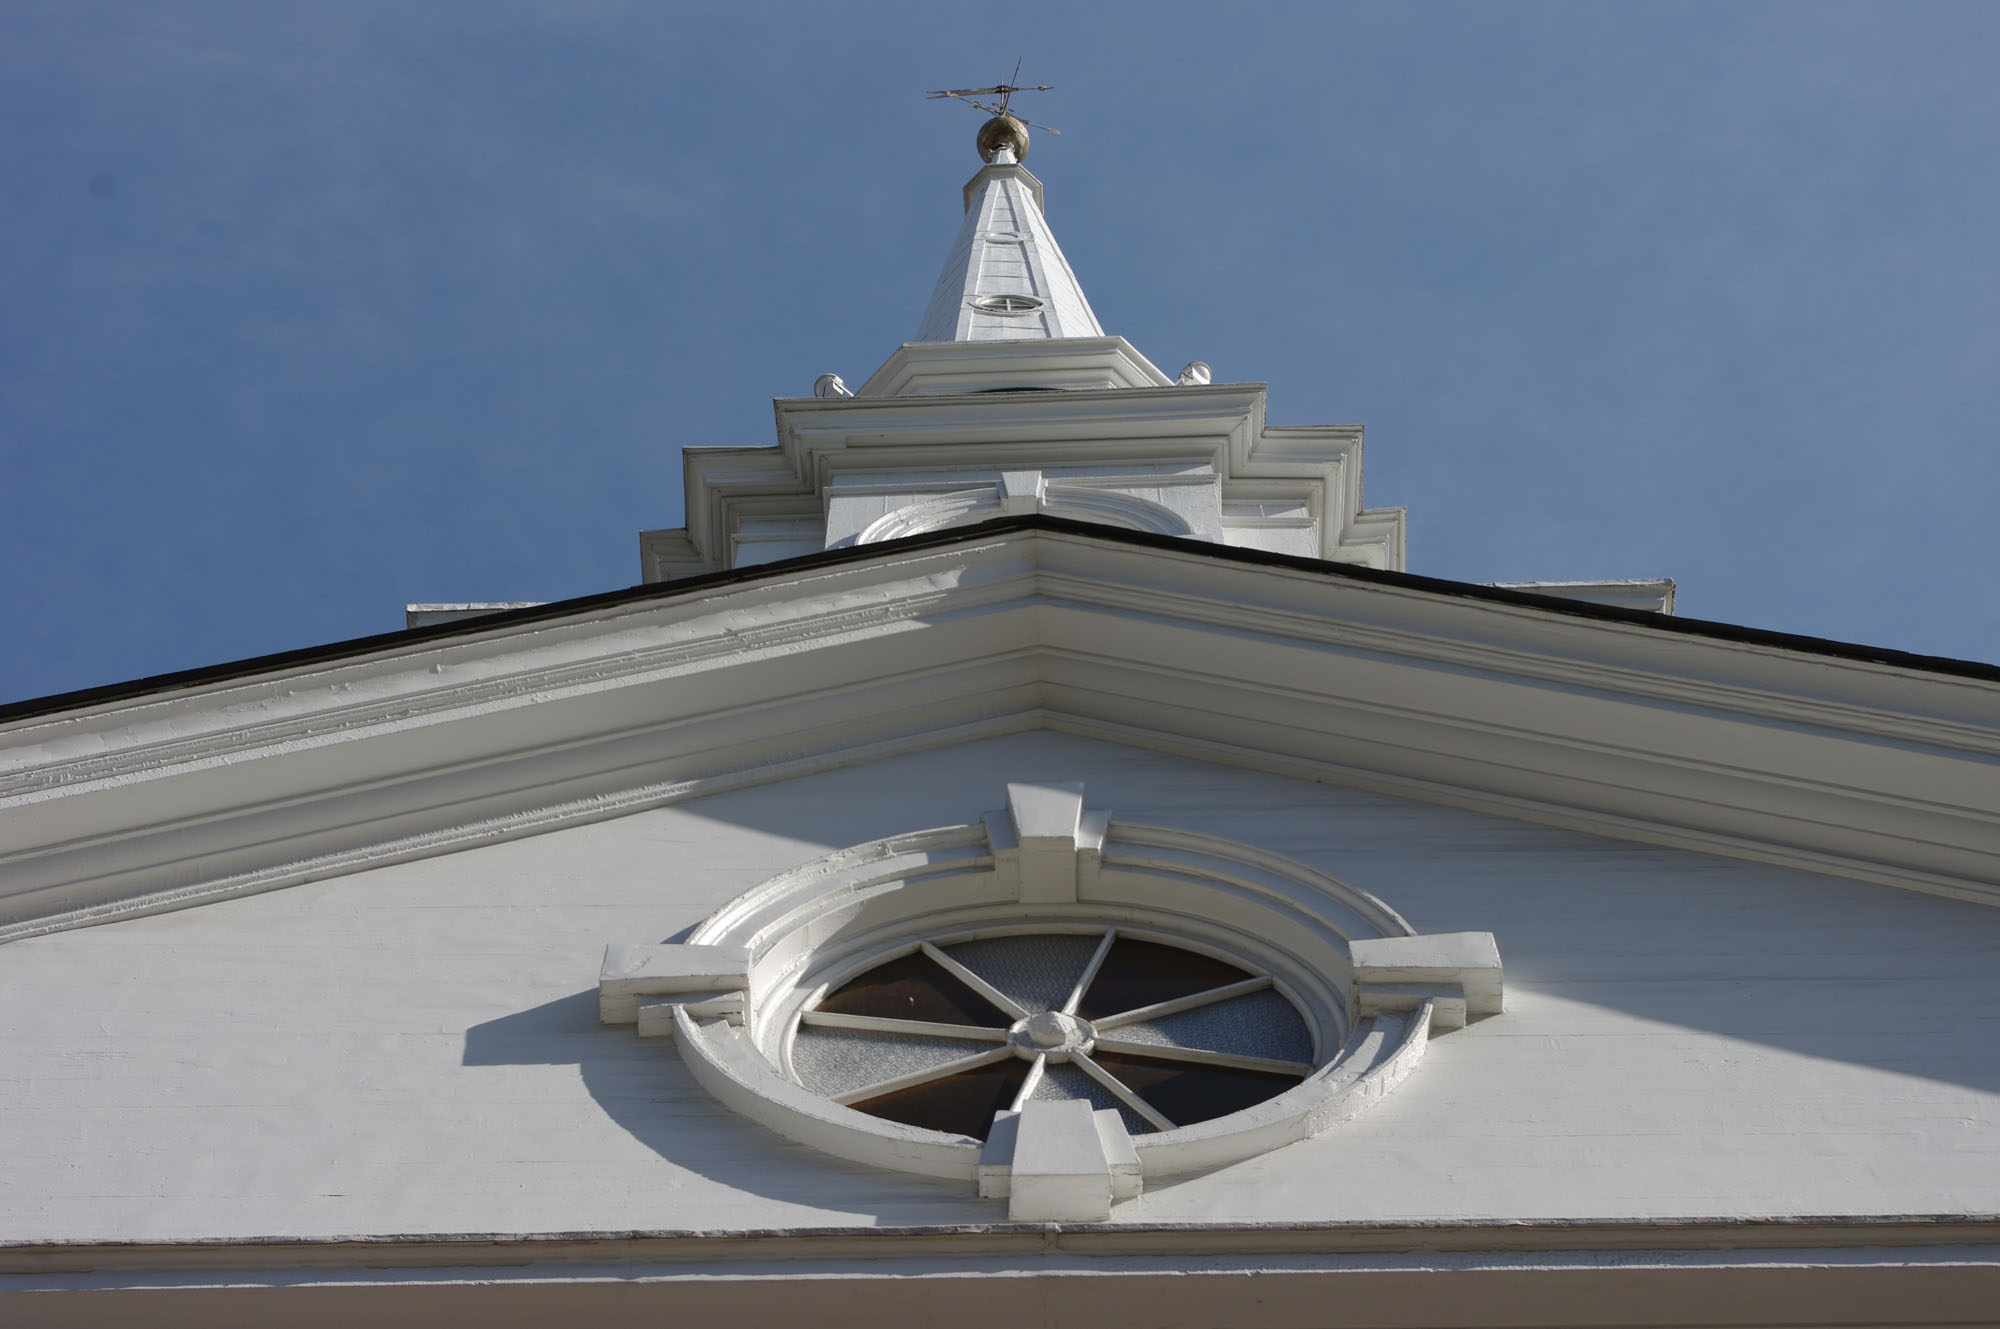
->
927;58;1062;136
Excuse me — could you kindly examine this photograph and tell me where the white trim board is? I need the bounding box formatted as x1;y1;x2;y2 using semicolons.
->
4;525;1998;941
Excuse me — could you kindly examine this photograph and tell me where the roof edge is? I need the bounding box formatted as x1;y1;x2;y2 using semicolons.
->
5;515;1997;726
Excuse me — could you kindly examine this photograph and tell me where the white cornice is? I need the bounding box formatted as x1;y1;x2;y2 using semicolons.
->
5;525;1998;941
773;384;1267;480
671;383;1404;572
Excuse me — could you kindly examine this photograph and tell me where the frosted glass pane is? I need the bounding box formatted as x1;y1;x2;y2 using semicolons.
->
1112;989;1313;1064
942;933;1101;1013
791;1026;994;1098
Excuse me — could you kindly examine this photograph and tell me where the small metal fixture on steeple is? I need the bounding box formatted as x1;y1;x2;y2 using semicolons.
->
928;60;1061;163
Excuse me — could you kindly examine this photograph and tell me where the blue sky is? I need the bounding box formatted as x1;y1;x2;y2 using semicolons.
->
3;1;1996;703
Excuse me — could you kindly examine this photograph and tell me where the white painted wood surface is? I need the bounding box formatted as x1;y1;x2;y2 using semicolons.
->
15;524;1992;947
914;154;1103;343
3;731;1998;1243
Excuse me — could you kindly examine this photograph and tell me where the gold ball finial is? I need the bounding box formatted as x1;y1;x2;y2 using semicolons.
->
977;114;1030;164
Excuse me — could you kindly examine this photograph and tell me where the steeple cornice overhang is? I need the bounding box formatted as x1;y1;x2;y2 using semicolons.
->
774;382;1267;480
662;379;1403;574
858;336;1173;397
6;518;2000;943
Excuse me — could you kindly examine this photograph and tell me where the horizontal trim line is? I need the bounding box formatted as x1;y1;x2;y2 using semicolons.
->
5;1215;1999;1276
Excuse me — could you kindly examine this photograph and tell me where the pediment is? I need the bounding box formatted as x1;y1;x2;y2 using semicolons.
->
4;518;1998;942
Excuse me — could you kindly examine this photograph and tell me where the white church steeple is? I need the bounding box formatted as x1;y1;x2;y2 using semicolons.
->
633;115;1410;582
427;108;1668;626
914;119;1104;343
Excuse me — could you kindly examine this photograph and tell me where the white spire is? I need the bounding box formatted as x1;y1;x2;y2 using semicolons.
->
915;138;1103;343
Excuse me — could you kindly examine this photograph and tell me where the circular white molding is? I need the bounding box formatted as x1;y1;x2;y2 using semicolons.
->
600;782;1501;1218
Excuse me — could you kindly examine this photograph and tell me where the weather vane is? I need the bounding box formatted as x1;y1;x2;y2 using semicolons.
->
927;59;1061;162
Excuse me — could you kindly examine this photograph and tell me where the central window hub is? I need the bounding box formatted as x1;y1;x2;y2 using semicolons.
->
1011;1009;1094;1061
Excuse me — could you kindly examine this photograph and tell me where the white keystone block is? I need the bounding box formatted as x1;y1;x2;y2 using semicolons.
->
598;943;751;1024
1008;1099;1118;1221
1006;782;1088;905
1350;931;1503;1022
998;469;1046;515
1007;781;1085;842
983;1105;1141;1209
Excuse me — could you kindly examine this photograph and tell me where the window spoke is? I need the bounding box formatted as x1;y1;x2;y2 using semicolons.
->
831;1046;1017;1105
801;930;1312;1140
1007;1053;1049;1113
1073;1052;1177;1131
1074;938;1259;1021
1090;976;1273;1032
922;941;1031;1020
1060;928;1118;1016
1090;1049;1306;1128
1090;1036;1313;1078
800;1010;1012;1041
815;947;1013;1027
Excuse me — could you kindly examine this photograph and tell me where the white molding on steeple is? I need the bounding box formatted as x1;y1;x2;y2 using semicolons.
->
658;383;1406;576
916;149;1103;344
